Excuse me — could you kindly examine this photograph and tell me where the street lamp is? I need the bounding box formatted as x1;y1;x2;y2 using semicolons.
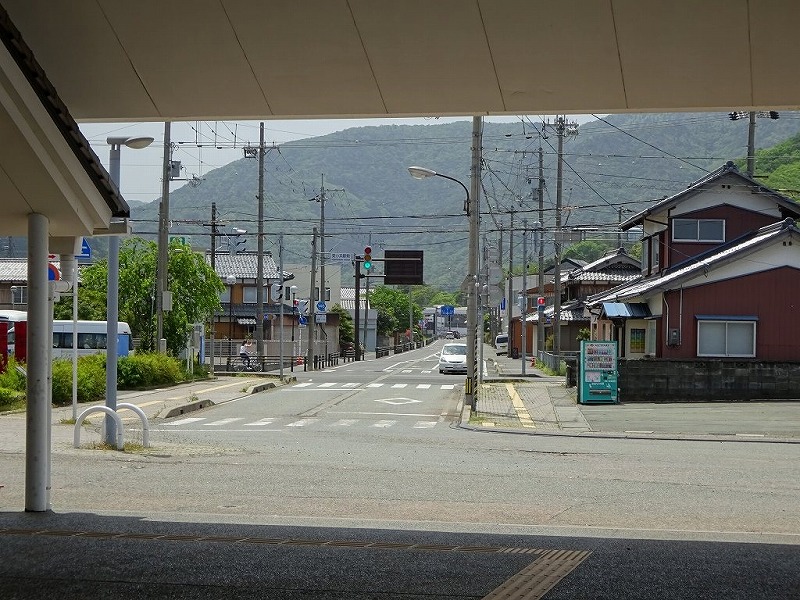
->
105;136;154;446
408;167;471;215
226;275;236;362
408;164;478;408
290;285;298;372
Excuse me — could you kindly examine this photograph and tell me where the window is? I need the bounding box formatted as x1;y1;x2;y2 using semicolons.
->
646;320;656;355
629;328;646;354
697;317;756;357
673;218;724;242
11;286;27;305
243;286;257;303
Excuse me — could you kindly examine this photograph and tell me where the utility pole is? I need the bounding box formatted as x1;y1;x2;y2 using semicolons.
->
506;210;514;337
521;218;528;375
156;121;171;353
319;175;326;307
278;232;284;379
255;123;265;357
209;202;218;376
307;226;318;369
747;111;756;178
354;256;362;361
537;144;545;356
551;116;578;359
466;116;482;410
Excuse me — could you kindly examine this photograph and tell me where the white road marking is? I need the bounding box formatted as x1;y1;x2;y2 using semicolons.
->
332;419;358;426
413;421;437;429
207;418;243;426
167;417;205;426
366;383;384;388
416;384;431;389
286;419;319;427
244;418;276;426
293;382;313;388
372;420;397;428
441;384;456;390
391;383;407;388
341;382;360;388
318;382;336;388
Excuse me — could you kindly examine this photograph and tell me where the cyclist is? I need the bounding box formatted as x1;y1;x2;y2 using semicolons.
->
239;339;252;368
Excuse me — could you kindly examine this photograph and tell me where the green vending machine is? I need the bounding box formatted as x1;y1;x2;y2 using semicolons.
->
578;340;618;404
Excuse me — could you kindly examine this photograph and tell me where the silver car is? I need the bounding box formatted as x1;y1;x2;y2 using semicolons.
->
438;342;467;374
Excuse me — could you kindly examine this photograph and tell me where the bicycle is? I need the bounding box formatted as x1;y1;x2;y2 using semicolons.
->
232;356;262;372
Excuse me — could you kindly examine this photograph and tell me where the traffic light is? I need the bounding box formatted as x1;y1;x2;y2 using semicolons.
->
537;296;546;312
363;246;372;270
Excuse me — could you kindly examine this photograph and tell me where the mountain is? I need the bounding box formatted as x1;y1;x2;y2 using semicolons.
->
130;112;800;291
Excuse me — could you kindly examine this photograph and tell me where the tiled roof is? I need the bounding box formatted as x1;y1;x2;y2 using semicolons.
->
0;258;66;282
206;251;291;281
527;300;588;323
340;287;368;311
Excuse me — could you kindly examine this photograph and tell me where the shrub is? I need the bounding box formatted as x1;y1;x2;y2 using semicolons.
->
51;355;107;406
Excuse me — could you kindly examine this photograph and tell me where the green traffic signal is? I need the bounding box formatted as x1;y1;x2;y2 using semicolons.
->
363;245;372;270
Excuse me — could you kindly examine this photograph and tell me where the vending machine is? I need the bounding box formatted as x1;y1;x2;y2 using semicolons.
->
578;340;618;404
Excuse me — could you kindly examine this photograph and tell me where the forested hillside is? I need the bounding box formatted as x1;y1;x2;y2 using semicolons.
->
129;112;800;291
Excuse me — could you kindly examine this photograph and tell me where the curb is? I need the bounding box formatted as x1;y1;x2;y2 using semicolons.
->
163;375;296;418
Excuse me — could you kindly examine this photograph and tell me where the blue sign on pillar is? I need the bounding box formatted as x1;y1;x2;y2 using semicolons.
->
76;237;92;261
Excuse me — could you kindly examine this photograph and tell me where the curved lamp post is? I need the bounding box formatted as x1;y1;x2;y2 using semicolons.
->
407;165;478;409
407;166;471;215
105;136;154;446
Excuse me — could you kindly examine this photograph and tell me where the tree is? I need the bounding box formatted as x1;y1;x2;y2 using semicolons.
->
329;304;353;349
56;237;224;354
367;286;423;338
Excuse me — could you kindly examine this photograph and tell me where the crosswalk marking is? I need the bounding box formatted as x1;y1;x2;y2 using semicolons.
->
163;416;443;430
167;417;205;426
286;419;318;427
244;418;276;426
291;382;460;391
207;418;243;426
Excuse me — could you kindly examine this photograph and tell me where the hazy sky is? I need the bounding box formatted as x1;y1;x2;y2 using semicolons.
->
78;115;598;205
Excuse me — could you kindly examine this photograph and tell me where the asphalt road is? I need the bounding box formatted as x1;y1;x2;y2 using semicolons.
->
1;341;798;598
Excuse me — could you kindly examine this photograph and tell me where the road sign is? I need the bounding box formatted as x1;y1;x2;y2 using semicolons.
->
298;316;307;326
316;301;327;312
169;235;191;246
441;305;454;316
76;237;91;261
315;313;327;324
329;252;353;262
47;263;60;281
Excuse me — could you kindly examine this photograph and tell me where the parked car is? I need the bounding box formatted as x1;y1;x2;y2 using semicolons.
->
494;334;508;355
438;342;468;374
444;331;455;339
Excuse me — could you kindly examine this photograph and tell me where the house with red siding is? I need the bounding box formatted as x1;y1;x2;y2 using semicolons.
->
583;162;800;399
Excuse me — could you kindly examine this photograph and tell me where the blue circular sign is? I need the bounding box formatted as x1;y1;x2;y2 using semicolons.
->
298;316;307;325
316;301;326;312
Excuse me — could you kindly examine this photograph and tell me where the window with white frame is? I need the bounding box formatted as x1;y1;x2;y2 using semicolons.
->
673;218;724;243
697;317;756;357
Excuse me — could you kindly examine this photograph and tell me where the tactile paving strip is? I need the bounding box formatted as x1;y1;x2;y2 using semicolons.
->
482;549;592;600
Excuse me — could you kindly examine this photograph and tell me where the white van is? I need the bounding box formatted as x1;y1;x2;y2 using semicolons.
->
494;334;508;355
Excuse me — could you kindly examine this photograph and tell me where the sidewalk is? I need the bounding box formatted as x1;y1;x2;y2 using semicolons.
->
469;345;800;442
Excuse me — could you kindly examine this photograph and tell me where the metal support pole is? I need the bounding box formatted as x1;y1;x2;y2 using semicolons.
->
307;227;318;369
278;233;285;379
